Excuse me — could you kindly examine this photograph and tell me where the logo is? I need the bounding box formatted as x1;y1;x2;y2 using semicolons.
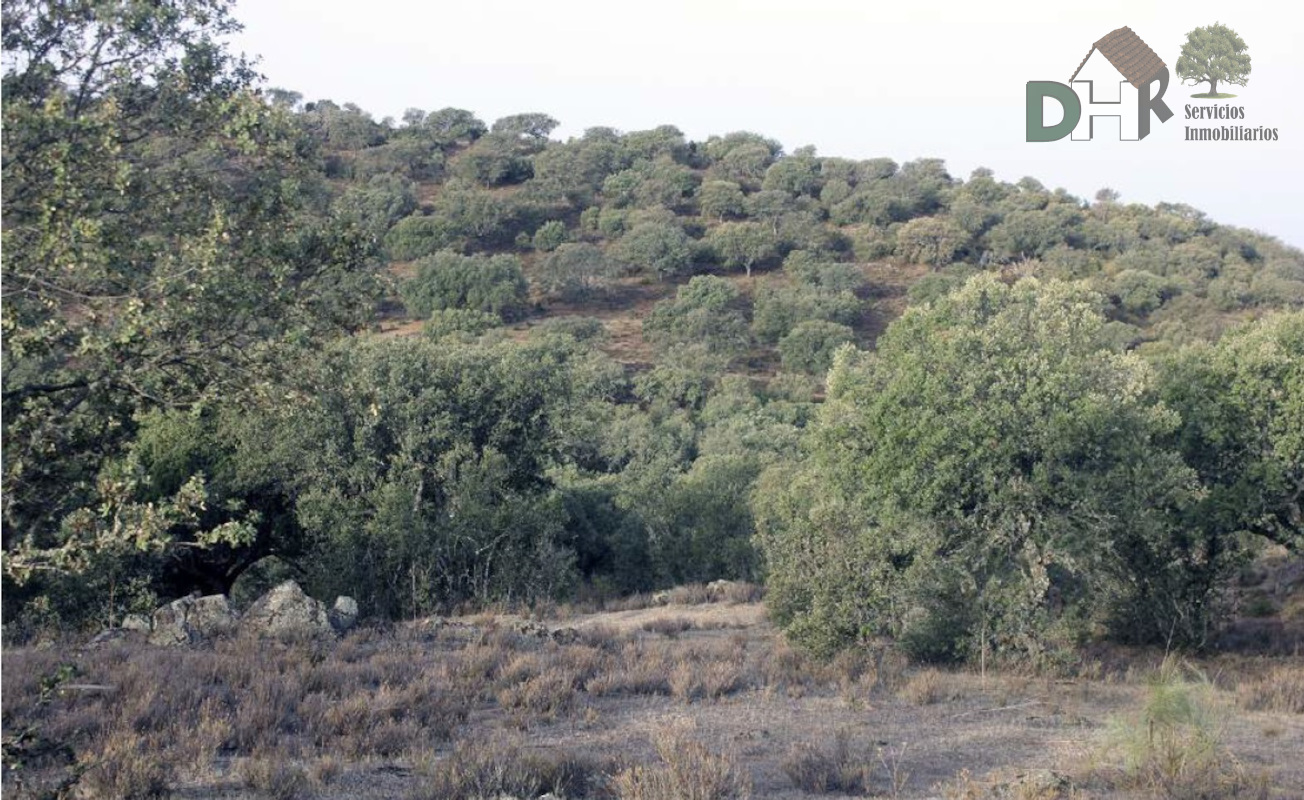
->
1026;26;1173;141
1176;22;1250;99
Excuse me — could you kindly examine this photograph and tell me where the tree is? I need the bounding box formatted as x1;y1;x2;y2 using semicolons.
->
642;276;750;361
272;335;619;617
401;251;530;320
698;180;746;222
2;0;383;608
1176;23;1251;96
491;112;560;143
613;221;695;278
758;275;1209;662
1158;313;1303;554
778;321;855;374
708;221;779;278
751;283;862;343
423;107;487;146
535;243;615;301
895;216;969;268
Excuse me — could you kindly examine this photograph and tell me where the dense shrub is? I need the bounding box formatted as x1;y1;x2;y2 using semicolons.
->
401;251;529;320
778;321;855;374
751;283;861;343
385;214;458;261
642;276;749;359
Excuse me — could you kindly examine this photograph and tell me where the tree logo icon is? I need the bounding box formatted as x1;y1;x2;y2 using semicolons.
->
1176;23;1251;99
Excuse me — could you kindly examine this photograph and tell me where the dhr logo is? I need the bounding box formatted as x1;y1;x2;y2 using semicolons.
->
1027;26;1174;141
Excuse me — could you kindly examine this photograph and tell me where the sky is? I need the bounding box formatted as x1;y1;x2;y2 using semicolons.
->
232;0;1303;246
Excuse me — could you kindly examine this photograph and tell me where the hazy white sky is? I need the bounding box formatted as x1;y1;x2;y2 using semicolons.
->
232;0;1303;245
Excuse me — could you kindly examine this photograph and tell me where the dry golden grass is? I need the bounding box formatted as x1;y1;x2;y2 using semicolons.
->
610;721;751;800
1234;663;1304;714
5;591;1304;798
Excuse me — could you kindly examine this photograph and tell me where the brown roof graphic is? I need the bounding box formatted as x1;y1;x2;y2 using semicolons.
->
1069;26;1167;89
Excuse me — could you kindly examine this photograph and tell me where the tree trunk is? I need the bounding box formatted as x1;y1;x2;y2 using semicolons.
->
1208;78;1219;95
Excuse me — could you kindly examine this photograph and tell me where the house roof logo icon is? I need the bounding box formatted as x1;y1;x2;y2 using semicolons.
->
1070;27;1167;89
1027;25;1174;142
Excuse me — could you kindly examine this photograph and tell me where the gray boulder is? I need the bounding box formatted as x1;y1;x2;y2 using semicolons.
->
328;596;359;633
149;593;238;646
243;580;333;639
121;613;151;633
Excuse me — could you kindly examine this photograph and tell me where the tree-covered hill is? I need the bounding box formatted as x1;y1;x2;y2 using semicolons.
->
3;1;1300;662
294;97;1304;368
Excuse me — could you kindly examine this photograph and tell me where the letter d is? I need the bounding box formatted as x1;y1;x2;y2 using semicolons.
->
1026;82;1080;142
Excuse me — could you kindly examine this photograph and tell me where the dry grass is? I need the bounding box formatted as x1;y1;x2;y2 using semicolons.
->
5;589;1304;798
782;729;870;794
610;722;751;800
412;736;611;799
642;616;694;638
1233;663;1304;713
898;668;964;706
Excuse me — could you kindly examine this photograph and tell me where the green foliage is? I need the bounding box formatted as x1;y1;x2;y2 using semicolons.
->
759;275;1214;662
782;251;866;292
751;283;862;344
1176;23;1251;96
531;220;569;252
274;334;625;616
332;174;417;238
1;0;384;613
1158;312;1303;556
778;321;855;374
535;243;616;301
613;222;695;278
642;277;750;360
698;180;746;221
894;216;968;268
6;5;1303;642
422;107;487;146
384;214;459;260
424;309;503;340
707;221;780;277
401;251;529;320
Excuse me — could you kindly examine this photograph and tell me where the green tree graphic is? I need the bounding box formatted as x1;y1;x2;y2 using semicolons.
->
1176;23;1251;98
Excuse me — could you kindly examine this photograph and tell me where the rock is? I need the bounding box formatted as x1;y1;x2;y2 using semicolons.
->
121;613;151;633
329;596;359;633
242;580;333;639
88;628;145;647
149;593;238;646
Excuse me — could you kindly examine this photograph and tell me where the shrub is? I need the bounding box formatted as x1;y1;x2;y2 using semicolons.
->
1092;658;1264;798
417;737;606;799
535;243;616;301
782;730;869;794
782;251;866;292
532;219;568;251
895;215;969;267
642;276;750;360
423;308;503;340
751;283;861;343
401;250;529;320
778;320;855;374
237;757;309;800
614;221;695;278
611;724;751;800
385;214;459;261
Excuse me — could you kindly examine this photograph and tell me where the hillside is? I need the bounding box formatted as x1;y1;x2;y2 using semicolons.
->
305;103;1304;379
